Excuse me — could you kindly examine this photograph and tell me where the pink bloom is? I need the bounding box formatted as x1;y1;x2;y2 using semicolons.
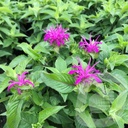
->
69;59;102;85
44;25;70;47
8;71;34;94
79;36;102;53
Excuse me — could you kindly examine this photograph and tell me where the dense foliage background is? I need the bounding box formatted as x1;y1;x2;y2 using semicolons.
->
1;0;128;128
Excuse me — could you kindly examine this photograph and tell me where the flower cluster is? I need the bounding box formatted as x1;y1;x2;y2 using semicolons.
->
79;36;102;53
44;25;70;47
8;71;34;94
69;59;102;85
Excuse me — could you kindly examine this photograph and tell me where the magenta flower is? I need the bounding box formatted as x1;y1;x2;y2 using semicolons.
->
7;71;34;94
44;25;70;47
79;36;102;53
69;59;102;85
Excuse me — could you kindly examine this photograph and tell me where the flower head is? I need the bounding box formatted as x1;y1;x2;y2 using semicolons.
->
69;59;102;85
44;25;70;47
8;71;34;94
79;36;102;53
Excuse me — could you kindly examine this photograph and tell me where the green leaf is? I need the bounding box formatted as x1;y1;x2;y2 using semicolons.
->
55;57;67;72
88;94;110;114
102;69;128;89
19;112;38;128
18;43;41;60
43;73;74;93
39;106;65;124
78;110;96;128
11;33;27;38
0;7;12;14
0;50;11;57
105;53;128;70
0;65;17;78
110;90;128;114
113;115;125;128
121;4;128;14
34;42;50;54
9;55;27;68
3;38;14;47
7;99;24;128
0;27;10;35
31;91;43;106
46;67;60;73
15;57;31;74
0;77;10;93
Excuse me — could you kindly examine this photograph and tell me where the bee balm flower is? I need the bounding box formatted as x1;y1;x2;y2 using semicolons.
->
79;36;102;53
69;59;102;85
8;71;34;94
44;25;70;47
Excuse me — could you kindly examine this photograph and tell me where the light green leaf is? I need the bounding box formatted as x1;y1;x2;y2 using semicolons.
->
0;65;17;78
110;90;128;114
46;67;60;73
88;94;110;114
18;43;41;60
9;55;27;68
0;27;10;35
39;106;65;124
102;69;128;89
43;73;74;93
55;57;67;72
105;53;128;70
0;77;10;93
113;115;125;128
7;99;24;128
31;91;43;106
15;57;31;74
0;7;12;14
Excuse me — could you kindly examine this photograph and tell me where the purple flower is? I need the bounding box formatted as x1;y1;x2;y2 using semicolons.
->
44;25;70;47
79;36;102;53
8;71;34;94
69;59;102;85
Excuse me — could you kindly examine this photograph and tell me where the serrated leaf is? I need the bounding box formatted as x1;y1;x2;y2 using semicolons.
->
88;94;110;114
43;73;74;93
7;99;24;128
